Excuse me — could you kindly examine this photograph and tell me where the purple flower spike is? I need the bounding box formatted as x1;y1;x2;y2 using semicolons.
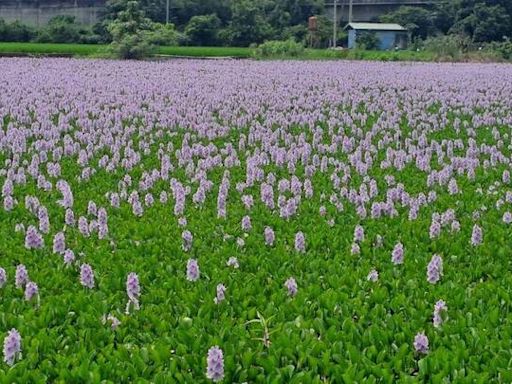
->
367;269;379;282
3;329;22;366
427;254;443;284
186;259;200;282
63;249;75;266
284;277;298;297
264;226;275;246
15;265;28;289
24;281;39;302
206;346;224;382
226;257;239;268
413;332;429;354
52;232;65;254
0;268;6;288
214;284;226;304
25;225;44;250
433;300;447;328
294;232;305;253
80;263;95;289
182;230;193;252
471;224;482;246
391;242;404;265
126;272;141;313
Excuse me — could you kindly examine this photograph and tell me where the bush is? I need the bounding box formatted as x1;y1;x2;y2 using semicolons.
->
35;16;90;44
145;23;185;46
255;39;304;58
0;19;36;42
485;38;512;60
356;31;379;50
422;34;472;59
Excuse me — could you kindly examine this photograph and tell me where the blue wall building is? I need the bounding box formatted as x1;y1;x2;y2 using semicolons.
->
345;23;408;50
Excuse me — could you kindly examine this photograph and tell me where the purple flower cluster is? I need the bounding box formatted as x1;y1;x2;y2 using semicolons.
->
126;272;141;313
433;300;447;328
80;264;95;289
206;346;224;382
15;264;28;289
427;254;443;284
25;225;44;250
3;329;21;366
471;224;483;246
294;232;305;253
284;277;298;297
24;281;39;302
214;284;226;304
182;230;193;252
413;332;429;354
186;259;200;282
0;268;6;288
391;242;404;265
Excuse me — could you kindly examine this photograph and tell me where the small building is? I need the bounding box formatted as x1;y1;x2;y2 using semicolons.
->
344;23;408;50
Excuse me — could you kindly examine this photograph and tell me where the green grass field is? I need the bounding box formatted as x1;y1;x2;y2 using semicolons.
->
0;43;253;58
0;42;438;62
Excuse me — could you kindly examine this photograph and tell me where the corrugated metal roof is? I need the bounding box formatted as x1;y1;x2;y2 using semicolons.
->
344;23;406;31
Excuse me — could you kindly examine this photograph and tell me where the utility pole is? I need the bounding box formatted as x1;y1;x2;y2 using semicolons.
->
348;0;353;23
332;0;337;48
166;0;170;24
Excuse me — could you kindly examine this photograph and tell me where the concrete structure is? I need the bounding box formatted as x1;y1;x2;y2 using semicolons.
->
326;0;439;23
0;0;104;27
345;22;407;49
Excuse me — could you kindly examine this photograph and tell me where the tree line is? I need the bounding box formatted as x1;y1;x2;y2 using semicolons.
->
0;0;511;47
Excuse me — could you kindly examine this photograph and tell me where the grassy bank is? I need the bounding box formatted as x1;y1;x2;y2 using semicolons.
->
0;43;253;58
0;42;103;56
0;42;500;62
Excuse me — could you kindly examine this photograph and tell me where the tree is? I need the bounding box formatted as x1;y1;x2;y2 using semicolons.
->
451;3;511;42
433;0;512;42
380;6;436;40
185;14;221;46
108;1;156;59
221;0;274;47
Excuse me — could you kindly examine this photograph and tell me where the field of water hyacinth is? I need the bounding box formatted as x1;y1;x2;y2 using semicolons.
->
0;58;512;383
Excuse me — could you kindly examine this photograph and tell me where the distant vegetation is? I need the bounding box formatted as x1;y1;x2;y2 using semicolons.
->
0;0;512;60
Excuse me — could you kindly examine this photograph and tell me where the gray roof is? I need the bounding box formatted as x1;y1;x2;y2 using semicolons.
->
344;23;407;31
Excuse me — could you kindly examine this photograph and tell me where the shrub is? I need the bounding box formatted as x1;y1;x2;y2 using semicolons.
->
145;23;185;46
0;19;36;42
356;31;379;50
35;16;87;44
255;39;304;58
485;38;512;60
422;34;472;59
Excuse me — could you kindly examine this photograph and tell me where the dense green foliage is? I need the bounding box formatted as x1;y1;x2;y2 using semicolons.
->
107;1;156;59
382;1;512;43
254;39;304;58
0;19;36;42
355;32;379;51
34;16;98;44
1;0;512;49
96;0;324;47
184;14;222;46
